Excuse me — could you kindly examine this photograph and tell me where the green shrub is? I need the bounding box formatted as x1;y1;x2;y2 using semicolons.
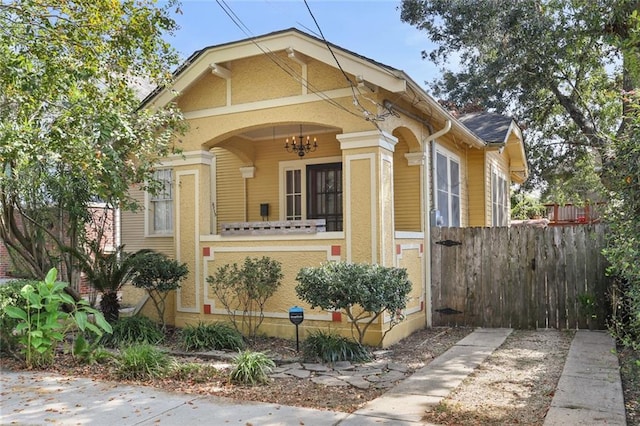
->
0;280;28;356
296;262;411;345
207;256;283;340
169;362;221;383
100;316;164;348
116;344;171;380
180;322;244;352
229;350;275;385
302;330;371;363
68;334;115;365
130;252;188;330
5;269;112;368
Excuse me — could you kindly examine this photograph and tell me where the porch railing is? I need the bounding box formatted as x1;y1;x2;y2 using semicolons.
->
220;219;326;236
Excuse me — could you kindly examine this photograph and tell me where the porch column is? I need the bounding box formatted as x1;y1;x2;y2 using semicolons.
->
170;150;214;315
337;131;397;266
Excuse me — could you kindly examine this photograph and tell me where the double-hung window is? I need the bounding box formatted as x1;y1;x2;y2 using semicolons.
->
434;146;461;227
492;167;509;226
150;169;173;234
281;159;343;232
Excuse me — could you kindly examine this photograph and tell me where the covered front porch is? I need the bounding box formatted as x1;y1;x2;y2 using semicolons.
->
169;126;429;346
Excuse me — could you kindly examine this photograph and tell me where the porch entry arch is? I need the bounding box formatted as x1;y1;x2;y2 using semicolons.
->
391;127;422;232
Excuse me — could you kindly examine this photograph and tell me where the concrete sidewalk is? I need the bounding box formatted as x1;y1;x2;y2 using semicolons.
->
340;328;513;425
544;330;627;425
0;328;627;425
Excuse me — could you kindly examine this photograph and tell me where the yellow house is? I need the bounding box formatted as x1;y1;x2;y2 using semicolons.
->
121;28;528;347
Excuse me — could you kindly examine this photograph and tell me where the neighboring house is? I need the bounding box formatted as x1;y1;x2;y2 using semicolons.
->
0;203;118;292
0;242;10;283
458;112;528;227
544;202;605;225
121;28;528;346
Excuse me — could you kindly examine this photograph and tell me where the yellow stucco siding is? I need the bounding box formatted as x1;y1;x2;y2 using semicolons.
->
347;156;373;263
180;98;372;151
203;247;326;318
395;240;424;313
175;171;198;311
393;138;421;231
231;53;302;104
307;58;352;92
176;73;227;112
467;149;487;226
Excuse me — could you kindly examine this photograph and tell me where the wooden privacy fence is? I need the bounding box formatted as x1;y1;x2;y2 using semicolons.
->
431;224;610;330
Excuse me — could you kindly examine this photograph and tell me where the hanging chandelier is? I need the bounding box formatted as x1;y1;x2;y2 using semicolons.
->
284;124;318;157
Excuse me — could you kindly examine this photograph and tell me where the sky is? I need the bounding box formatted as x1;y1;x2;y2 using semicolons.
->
162;0;443;87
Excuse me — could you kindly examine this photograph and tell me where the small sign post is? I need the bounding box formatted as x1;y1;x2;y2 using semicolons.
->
288;306;304;352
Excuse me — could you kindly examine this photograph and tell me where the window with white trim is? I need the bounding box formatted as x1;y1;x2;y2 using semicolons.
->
284;169;302;220
492;167;509;226
149;169;173;234
434;146;461;227
281;158;343;232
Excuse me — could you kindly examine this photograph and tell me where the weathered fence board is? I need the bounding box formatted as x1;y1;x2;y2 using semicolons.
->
431;224;610;330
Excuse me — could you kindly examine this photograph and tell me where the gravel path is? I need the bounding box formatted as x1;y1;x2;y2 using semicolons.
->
422;329;574;425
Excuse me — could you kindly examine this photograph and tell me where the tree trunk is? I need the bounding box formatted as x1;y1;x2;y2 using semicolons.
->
100;291;120;323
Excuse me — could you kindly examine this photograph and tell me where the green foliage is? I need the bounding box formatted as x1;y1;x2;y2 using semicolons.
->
604;90;640;350
207;257;283;340
67;334;114;365
4;268;112;368
131;251;188;330
116;344;172;380
399;0;636;196
100;316;164;348
0;280;27;356
0;0;185;283
179;322;244;352
295;262;412;345
229;351;275;385
511;192;546;220
71;244;151;323
302;330;371;363
540;155;607;205
169;362;222;383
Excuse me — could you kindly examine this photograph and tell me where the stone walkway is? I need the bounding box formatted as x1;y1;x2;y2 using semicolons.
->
270;360;410;390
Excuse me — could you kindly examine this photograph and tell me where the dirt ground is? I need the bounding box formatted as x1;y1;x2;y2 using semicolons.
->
422;329;573;425
2;327;638;425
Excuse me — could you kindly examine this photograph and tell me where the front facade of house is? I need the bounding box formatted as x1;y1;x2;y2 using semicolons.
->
121;29;528;346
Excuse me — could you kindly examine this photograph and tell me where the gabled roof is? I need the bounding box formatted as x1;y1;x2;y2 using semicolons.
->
460;112;529;183
142;27;408;109
458;112;515;144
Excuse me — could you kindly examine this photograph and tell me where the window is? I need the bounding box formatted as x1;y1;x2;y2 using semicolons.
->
492;167;509;226
150;169;173;234
281;159;343;232
434;147;460;227
285;169;302;220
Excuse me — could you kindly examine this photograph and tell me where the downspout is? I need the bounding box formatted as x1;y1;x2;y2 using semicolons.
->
383;99;452;328
422;120;451;328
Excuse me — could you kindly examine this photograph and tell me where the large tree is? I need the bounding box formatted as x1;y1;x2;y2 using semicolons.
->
401;0;640;346
400;0;639;195
0;0;185;286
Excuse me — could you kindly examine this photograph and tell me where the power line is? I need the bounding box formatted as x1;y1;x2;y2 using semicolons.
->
214;0;370;121
301;0;393;129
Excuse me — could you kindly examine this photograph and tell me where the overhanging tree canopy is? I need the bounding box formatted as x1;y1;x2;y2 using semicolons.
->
0;0;185;283
400;0;640;194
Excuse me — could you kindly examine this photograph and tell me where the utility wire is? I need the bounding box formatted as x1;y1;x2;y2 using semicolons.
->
301;0;397;128
215;0;369;121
